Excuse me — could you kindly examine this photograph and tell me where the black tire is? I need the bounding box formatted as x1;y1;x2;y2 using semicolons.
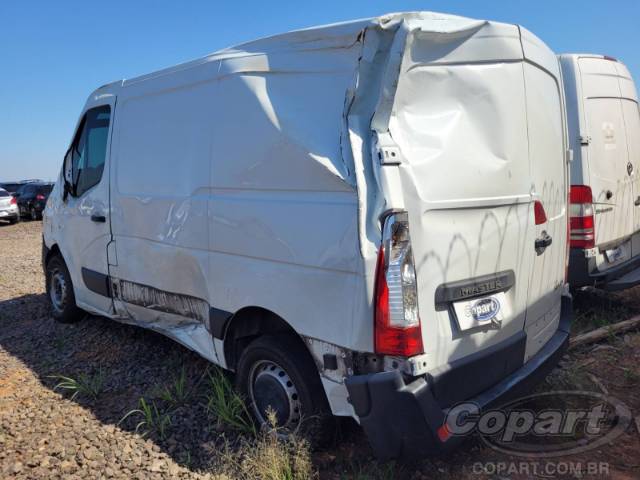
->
45;255;84;323
8;217;18;225
236;334;332;439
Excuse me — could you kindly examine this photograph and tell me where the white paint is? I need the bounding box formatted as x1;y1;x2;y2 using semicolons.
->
44;12;569;421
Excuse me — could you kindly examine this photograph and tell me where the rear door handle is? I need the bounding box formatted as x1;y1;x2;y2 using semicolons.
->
90;214;106;223
535;231;552;256
635;197;640;206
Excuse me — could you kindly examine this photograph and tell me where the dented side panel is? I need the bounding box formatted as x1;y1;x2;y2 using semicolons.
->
108;23;370;355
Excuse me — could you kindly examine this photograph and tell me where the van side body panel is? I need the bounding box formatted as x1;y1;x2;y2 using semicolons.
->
106;32;371;372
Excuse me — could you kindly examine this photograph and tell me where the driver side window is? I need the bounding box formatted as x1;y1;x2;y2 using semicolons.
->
69;105;111;197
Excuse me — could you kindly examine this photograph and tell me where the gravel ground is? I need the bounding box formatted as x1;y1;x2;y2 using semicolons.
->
1;220;640;480
0;221;220;479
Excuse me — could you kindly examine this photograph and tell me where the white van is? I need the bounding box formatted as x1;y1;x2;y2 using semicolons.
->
560;54;640;291
43;12;572;458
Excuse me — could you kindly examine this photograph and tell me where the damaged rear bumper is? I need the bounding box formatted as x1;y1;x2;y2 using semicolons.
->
345;295;572;460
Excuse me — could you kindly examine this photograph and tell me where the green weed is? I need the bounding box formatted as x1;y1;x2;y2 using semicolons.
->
120;397;172;439
50;369;105;400
158;366;189;406
205;368;256;436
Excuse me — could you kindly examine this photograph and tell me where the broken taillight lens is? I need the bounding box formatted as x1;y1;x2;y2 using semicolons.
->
374;211;423;357
569;185;595;249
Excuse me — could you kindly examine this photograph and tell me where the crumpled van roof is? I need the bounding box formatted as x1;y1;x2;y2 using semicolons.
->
95;11;495;92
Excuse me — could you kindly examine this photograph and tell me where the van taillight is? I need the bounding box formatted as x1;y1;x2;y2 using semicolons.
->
569;185;595;249
374;211;423;357
9;196;17;205
36;194;45;201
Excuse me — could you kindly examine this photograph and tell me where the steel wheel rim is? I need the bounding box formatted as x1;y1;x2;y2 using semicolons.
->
248;359;302;430
50;268;67;313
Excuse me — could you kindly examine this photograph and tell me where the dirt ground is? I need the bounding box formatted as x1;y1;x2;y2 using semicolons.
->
1;220;639;479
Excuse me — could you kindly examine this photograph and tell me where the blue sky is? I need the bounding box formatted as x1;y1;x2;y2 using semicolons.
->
1;1;639;181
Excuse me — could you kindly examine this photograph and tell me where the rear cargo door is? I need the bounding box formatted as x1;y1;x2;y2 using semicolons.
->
615;62;640;257
520;35;568;360
579;57;633;256
386;22;537;371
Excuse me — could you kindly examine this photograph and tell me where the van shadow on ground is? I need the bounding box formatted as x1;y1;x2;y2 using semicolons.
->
0;293;237;471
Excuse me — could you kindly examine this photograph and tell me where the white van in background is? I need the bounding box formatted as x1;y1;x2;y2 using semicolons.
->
43;12;572;458
560;54;640;290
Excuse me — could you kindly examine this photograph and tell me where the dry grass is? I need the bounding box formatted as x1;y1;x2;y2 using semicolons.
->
218;411;315;480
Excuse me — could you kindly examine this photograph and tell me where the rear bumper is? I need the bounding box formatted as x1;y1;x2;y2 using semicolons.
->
345;295;572;460
0;209;19;220
18;203;46;216
569;248;640;291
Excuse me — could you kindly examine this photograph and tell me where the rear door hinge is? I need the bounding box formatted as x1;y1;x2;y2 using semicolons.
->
373;131;402;165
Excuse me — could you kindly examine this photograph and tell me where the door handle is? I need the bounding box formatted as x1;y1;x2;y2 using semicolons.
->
635;197;640;207
90;214;106;223
535;231;553;256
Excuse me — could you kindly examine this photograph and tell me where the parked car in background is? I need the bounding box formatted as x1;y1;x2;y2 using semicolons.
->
560;54;640;290
43;12;572;459
16;182;54;220
0;179;44;196
0;183;23;196
0;188;20;224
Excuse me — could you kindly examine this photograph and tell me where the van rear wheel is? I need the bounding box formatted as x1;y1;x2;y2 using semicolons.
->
236;334;332;439
46;255;84;323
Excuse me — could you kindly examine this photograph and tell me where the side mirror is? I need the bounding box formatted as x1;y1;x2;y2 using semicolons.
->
63;149;73;201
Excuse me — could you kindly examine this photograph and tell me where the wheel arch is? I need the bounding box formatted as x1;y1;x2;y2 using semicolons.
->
44;242;62;267
222;306;315;373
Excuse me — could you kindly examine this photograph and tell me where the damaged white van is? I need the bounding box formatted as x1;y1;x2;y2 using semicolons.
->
560;54;640;291
43;12;572;458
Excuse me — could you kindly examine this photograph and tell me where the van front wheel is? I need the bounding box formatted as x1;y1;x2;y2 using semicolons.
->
46;255;84;323
236;335;331;438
